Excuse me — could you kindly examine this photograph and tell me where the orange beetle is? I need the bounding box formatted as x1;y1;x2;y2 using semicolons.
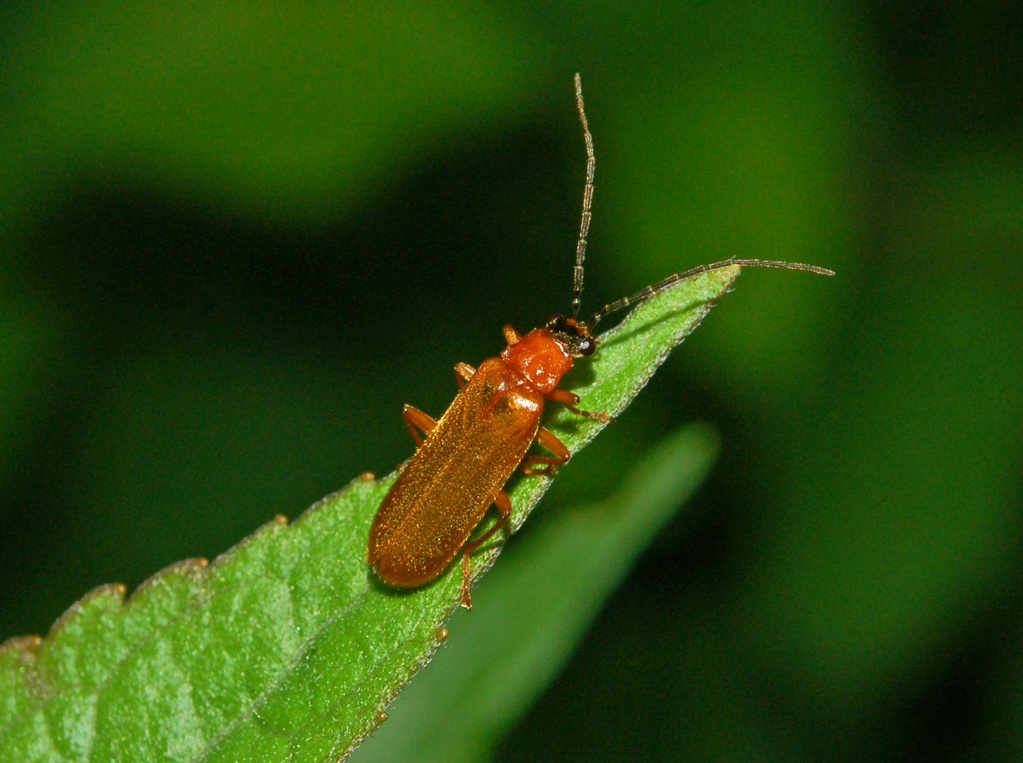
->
367;75;833;608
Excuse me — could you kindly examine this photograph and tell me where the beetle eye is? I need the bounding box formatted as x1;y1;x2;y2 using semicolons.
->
577;337;596;356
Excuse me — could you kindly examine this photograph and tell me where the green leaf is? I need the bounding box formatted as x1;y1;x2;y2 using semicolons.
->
0;4;540;227
0;265;739;761
358;423;719;763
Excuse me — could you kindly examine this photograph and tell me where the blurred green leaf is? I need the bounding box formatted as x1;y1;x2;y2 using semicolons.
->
357;423;719;763
1;3;540;226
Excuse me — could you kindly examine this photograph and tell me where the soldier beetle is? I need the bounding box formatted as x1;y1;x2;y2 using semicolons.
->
367;75;833;609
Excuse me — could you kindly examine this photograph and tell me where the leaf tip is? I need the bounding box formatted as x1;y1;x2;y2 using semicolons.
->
47;583;127;642
0;634;43;659
128;557;209;604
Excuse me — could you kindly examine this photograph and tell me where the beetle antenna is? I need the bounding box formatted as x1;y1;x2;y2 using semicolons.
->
588;259;835;330
570;73;595;321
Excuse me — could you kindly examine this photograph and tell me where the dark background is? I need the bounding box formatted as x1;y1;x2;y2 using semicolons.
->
1;3;1020;760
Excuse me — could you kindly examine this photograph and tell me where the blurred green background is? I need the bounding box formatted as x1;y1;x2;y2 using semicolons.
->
1;2;1020;760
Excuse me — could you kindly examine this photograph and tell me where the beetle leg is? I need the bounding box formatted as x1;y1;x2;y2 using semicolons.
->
402;404;437;447
548;388;611;423
521;426;572;476
503;325;522;345
454;362;476;391
459;491;513;609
